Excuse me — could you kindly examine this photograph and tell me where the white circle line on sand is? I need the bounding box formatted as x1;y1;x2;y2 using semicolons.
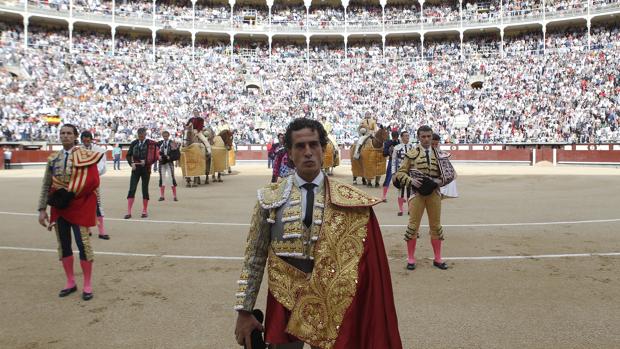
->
2;211;620;228
0;246;619;261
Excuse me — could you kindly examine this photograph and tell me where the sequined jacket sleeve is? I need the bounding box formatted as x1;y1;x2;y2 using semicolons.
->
37;159;53;211
235;202;271;311
395;149;416;184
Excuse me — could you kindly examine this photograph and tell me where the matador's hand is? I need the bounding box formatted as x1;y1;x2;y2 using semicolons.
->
235;311;263;347
400;176;412;188
38;210;49;228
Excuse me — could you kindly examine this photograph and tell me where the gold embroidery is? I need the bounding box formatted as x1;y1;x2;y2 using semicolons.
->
287;204;369;349
268;249;308;310
290;185;301;201
312;206;324;221
268;198;370;349
258;177;291;208
327;178;381;208
283;220;303;237
282;205;302;220
236;203;271;311
80;226;94;261
271;240;304;255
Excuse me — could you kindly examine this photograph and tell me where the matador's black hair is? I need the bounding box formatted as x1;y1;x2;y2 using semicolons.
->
284;118;328;150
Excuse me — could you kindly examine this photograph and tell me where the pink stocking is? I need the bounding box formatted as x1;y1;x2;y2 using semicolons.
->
406;239;417;264
61;256;76;289
431;239;443;263
160;186;165;198
80;260;93;294
382;186;389;200
397;197;404;213
172;186;177;199
96;216;106;236
142;199;149;214
127;198;135;215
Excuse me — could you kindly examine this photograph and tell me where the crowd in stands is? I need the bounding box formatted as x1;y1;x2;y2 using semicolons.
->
385;4;420;25
307;7;345;27
271;6;306;27
19;0;618;29
504;0;542;18
347;6;382;26
423;4;460;24
1;20;620;145
233;6;268;28
463;0;500;22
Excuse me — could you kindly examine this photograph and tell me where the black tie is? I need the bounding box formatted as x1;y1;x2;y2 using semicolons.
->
425;149;430;166
302;183;317;228
63;151;69;170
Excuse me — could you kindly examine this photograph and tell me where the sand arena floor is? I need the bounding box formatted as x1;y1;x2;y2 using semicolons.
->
0;162;619;349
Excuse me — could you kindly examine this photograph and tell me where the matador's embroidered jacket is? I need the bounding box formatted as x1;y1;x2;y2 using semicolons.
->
235;174;403;349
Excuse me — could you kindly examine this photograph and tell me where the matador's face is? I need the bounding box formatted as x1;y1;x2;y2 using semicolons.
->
289;128;324;182
59;127;77;149
418;131;433;149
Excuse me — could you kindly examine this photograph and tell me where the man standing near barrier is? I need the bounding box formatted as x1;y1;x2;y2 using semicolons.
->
112;144;122;170
3;147;12;169
125;128;159;219
395;125;456;271
234;118;402;349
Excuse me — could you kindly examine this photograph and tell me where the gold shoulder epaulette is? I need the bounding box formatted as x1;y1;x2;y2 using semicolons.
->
47;151;60;162
257;175;293;209
404;147;420;159
327;178;381;208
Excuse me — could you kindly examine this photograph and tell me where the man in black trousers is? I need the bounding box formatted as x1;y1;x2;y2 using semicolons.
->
125;128;159;219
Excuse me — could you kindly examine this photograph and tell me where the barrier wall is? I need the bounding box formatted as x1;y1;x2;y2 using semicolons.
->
3;144;620;167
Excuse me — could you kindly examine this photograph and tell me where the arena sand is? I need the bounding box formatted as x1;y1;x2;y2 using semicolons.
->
0;163;619;348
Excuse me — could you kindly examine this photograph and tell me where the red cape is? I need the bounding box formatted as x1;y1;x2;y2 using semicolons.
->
265;210;403;349
51;164;100;227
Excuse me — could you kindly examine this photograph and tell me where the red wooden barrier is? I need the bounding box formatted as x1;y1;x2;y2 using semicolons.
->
3;144;620;168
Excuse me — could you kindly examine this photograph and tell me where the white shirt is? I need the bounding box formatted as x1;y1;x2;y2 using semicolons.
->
294;171;324;221
83;143;107;176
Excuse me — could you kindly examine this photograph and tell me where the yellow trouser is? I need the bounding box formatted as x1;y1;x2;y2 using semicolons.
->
405;191;444;241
